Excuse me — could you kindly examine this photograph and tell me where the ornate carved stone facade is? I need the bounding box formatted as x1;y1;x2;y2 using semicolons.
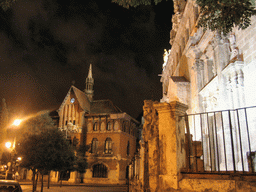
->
160;0;256;173
162;0;256;114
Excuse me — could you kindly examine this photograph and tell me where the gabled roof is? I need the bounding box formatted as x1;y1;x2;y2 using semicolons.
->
58;86;123;115
90;99;122;114
58;85;90;113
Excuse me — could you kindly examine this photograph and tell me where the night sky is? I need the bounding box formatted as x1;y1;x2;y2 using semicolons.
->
0;0;173;119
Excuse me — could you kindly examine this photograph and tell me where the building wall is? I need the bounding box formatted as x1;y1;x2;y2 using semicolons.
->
162;0;256;113
85;114;137;184
56;90;139;185
58;92;84;133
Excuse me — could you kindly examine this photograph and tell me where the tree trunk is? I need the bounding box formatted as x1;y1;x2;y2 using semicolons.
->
47;171;50;189
80;173;84;183
35;173;38;192
41;174;44;192
32;170;35;192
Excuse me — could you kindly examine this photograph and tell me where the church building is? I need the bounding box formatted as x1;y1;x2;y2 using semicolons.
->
54;64;139;184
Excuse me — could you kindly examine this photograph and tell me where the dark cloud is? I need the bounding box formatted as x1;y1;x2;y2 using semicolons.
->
0;0;173;118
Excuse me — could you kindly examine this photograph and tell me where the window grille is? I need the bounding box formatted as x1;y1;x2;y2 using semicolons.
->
93;164;107;178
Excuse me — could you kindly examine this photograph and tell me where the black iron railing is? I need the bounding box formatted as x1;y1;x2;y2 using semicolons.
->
183;106;256;174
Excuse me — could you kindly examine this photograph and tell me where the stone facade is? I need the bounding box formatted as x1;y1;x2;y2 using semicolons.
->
52;64;139;184
162;0;256;113
130;0;256;191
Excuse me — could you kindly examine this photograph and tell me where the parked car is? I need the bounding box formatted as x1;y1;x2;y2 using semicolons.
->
0;180;22;192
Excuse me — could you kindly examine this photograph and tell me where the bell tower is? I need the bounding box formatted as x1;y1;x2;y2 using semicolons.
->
85;64;94;102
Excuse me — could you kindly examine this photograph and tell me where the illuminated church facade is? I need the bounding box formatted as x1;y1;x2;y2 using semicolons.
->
160;0;256;177
53;64;139;184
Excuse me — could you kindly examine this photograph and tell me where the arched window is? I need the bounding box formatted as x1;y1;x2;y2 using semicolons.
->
93;122;98;131
107;122;111;131
127;141;130;156
93;164;107;178
91;138;98;153
104;138;112;154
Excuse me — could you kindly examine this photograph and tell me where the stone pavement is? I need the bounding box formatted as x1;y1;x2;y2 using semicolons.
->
19;180;128;192
21;185;128;192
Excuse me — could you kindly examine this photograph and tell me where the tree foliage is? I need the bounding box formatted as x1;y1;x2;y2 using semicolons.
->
112;0;256;34
16;128;75;192
16;113;75;192
196;0;256;34
75;144;88;183
0;98;8;144
16;112;55;141
0;0;16;10
111;0;164;8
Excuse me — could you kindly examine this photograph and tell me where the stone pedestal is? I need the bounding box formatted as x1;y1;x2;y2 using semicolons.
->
154;101;188;190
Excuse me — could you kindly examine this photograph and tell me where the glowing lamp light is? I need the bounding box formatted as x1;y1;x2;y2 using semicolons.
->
17;157;22;161
13;119;22;126
5;142;12;149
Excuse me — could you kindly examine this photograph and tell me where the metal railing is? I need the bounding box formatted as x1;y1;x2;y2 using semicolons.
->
183;106;256;174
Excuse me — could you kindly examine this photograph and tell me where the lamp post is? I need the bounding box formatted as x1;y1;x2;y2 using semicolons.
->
5;119;22;180
5;141;15;179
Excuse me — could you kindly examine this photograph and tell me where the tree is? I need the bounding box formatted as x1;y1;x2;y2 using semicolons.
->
16;113;75;192
0;0;16;10
111;0;163;8
112;0;256;34
75;144;88;183
16;111;55;141
0;98;9;141
196;0;256;34
0;98;9;162
16;128;75;192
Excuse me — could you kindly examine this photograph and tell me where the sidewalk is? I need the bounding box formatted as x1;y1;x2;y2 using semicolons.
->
19;180;128;187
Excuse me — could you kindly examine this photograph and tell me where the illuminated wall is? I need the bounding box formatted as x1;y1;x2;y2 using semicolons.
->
160;0;256;172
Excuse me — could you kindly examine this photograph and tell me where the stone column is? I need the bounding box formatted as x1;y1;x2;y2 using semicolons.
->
59;109;63;128
143;100;159;192
154;101;188;190
72;104;75;124
64;105;68;127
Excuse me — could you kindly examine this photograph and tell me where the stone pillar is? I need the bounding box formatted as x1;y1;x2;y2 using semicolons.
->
143;100;159;192
64;105;68;127
154;101;188;190
59;109;63;128
72;104;75;124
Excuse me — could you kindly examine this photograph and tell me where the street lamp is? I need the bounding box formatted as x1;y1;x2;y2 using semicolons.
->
12;119;22;127
5;119;23;180
5;142;12;149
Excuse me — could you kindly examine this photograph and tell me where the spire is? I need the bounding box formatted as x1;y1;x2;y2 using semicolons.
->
85;64;94;102
88;64;93;79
